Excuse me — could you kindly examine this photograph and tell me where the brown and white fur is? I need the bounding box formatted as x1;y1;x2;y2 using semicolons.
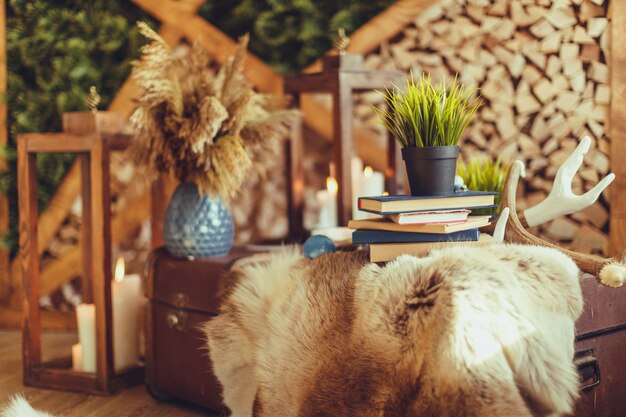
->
204;244;583;417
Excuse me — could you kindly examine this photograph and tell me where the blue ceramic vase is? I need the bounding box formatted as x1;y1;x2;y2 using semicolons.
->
163;183;234;258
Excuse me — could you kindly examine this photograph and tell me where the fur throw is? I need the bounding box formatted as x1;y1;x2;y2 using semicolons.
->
1;396;57;417
204;244;583;417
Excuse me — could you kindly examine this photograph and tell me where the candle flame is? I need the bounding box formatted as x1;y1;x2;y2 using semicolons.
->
326;177;338;194
114;257;125;283
364;166;373;177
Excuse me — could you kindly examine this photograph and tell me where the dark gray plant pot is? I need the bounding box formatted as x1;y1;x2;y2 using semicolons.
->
402;146;460;196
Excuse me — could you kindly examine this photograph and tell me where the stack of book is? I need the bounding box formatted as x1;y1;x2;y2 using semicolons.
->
350;191;498;262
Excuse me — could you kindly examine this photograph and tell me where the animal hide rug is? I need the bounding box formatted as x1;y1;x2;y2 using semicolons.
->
204;244;583;417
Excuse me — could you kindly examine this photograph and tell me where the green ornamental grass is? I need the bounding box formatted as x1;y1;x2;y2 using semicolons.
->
375;73;482;148
457;156;509;213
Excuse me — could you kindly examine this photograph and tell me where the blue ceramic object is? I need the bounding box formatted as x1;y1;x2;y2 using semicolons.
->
304;235;336;259
163;183;234;258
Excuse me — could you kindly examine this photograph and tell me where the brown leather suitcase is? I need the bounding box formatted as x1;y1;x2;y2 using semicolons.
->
573;274;626;417
144;247;263;415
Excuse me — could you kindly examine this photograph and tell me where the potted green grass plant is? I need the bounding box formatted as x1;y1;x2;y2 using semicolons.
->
375;74;482;196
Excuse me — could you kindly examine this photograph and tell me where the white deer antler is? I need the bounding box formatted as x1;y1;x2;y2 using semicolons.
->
493;207;510;243
499;161;625;288
523;136;615;227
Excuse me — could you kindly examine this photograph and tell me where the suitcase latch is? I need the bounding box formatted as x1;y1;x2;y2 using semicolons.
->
166;310;188;332
173;293;189;308
575;348;600;391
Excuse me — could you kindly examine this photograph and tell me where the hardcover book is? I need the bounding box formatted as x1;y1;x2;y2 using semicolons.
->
348;216;490;234
357;191;497;215
369;234;496;262
389;209;471;225
352;228;480;244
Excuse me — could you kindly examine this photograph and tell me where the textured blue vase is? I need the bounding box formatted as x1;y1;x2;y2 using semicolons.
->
163;183;234;258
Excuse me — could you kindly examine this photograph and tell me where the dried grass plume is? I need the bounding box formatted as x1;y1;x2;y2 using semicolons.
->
130;22;298;201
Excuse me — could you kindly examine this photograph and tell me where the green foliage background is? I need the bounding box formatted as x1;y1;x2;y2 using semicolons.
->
2;0;152;254
199;0;393;74
3;0;392;254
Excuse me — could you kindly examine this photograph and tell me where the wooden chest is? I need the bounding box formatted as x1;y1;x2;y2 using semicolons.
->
144;247;263;415
145;249;626;416
574;274;626;417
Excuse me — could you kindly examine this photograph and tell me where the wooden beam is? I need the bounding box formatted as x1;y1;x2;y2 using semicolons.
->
305;0;438;73
132;0;283;94
610;0;626;254
5;25;189;308
0;308;76;330
0;0;9;304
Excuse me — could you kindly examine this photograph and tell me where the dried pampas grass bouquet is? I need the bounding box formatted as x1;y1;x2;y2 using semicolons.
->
130;22;298;201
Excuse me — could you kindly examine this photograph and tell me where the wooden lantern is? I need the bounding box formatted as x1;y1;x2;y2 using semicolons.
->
17;110;143;394
284;54;406;237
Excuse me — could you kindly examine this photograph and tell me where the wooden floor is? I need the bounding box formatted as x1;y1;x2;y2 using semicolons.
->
0;330;215;416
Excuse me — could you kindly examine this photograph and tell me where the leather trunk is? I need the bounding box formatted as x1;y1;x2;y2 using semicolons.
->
144;247;263;415
573;274;626;417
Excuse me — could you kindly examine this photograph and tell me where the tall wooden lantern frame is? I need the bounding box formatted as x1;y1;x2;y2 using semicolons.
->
17;112;143;395
284;54;406;238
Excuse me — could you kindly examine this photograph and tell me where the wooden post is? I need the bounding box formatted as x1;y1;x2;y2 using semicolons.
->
610;0;626;255
80;155;93;303
333;79;355;226
285;94;305;240
386;130;403;196
87;139;114;389
18;137;41;381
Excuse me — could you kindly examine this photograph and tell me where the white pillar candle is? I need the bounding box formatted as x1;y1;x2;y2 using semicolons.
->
112;258;142;372
361;166;385;197
72;343;83;371
76;303;96;373
355;166;386;220
316;177;338;228
351;157;364;220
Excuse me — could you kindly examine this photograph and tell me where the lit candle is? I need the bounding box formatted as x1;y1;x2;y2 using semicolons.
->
112;257;142;372
356;166;385;220
76;303;96;372
316;176;338;228
73;257;142;373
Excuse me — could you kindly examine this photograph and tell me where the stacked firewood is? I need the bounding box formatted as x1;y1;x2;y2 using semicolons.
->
358;0;611;255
